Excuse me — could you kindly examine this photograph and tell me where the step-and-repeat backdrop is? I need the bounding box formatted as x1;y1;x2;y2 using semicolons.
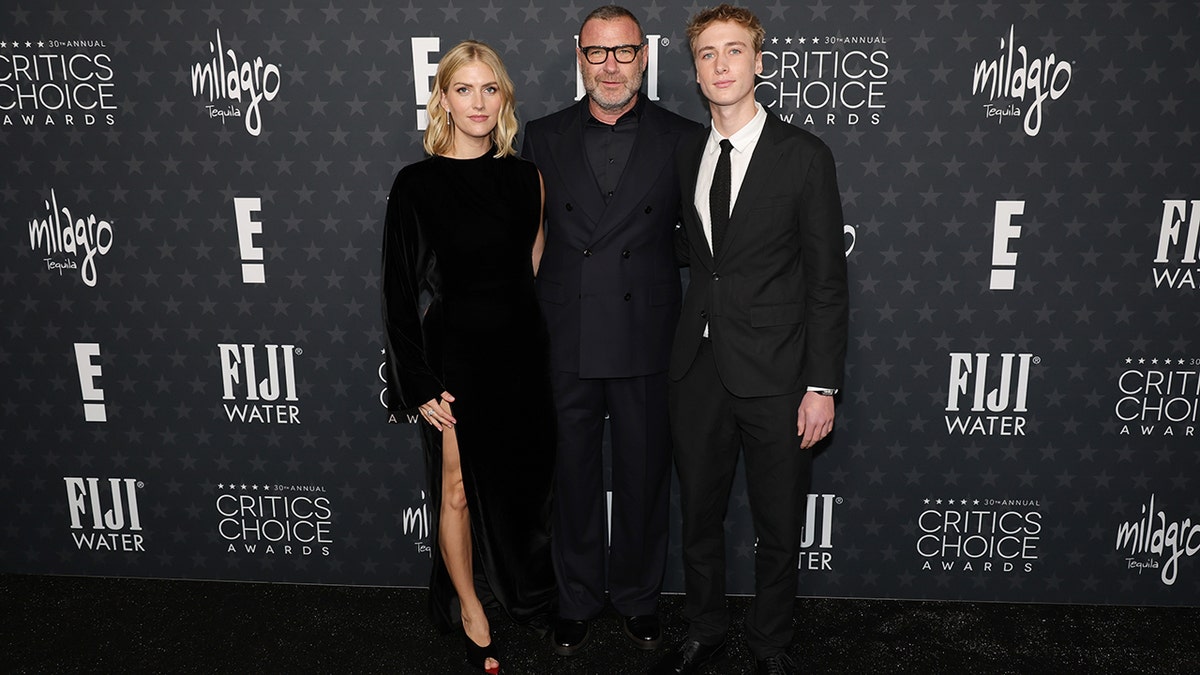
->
3;1;1197;606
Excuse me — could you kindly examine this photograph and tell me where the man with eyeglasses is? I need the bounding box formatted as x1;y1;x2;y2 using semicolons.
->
522;3;701;659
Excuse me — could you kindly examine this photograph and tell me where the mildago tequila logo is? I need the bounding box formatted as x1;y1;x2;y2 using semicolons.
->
189;29;282;136
27;189;114;287
1115;494;1199;586
971;25;1072;137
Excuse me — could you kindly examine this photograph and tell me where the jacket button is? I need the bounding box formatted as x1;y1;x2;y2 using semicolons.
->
644;206;653;214
624;293;632;301
712;272;720;281
565;203;573;211
583;248;592;257
700;310;708;318
622;249;631;258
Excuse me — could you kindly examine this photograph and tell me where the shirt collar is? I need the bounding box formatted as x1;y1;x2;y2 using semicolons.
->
705;102;768;155
583;94;645;126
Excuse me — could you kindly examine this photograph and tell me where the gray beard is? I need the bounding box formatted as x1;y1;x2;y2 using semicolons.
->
585;76;644;112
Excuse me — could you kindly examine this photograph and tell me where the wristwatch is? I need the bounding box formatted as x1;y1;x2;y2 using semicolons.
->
811;388;837;397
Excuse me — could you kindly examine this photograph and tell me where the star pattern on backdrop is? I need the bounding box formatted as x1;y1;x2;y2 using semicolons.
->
1;0;1197;603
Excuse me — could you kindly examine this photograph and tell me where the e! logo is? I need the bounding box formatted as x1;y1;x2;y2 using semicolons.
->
989;200;1024;291
73;342;106;422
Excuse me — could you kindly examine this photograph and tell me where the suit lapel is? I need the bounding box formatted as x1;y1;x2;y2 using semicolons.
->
590;104;674;244
716;114;786;265
679;129;714;269
546;101;606;235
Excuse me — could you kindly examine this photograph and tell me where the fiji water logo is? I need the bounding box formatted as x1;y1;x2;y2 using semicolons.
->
574;33;665;102
27;189;113;287
1152;199;1199;290
945;352;1037;436
970;25;1072;137
189;29;282;137
798;494;838;571
64;477;145;552
218;343;301;424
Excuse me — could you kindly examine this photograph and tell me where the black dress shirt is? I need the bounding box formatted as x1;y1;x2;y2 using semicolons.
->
582;96;644;203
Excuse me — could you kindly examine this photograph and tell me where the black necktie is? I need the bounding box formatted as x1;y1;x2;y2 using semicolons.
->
709;139;733;256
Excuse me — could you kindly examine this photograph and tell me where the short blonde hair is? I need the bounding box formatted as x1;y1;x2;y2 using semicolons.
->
423;40;519;158
686;4;765;55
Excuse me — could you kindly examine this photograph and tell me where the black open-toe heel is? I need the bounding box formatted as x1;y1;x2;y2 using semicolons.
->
463;631;500;674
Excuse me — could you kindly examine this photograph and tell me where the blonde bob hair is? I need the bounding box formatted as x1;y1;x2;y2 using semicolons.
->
423;40;519;158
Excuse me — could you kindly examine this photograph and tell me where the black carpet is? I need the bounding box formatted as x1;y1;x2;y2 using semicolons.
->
3;574;1197;673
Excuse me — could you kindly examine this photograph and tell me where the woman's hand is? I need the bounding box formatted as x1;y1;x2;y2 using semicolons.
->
418;391;457;431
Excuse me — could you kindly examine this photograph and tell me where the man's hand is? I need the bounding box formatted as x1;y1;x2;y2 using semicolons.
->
796;392;835;449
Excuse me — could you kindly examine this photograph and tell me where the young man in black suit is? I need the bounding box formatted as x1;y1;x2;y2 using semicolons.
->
653;5;849;675
521;4;700;657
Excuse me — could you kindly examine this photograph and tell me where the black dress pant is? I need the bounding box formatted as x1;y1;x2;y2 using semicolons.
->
550;370;672;619
669;339;813;659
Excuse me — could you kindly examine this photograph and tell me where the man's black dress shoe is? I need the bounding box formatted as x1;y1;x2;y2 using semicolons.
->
756;652;798;675
621;614;661;650
552;617;590;656
649;639;726;674
522;613;551;640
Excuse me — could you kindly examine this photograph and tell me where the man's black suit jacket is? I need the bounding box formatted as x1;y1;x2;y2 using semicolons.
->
522;99;700;378
671;112;849;397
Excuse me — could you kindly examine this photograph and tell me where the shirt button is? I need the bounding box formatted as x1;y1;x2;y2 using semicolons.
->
583;249;592;257
624;293;632;301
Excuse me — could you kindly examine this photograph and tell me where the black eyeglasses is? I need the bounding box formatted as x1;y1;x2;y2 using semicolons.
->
578;43;644;64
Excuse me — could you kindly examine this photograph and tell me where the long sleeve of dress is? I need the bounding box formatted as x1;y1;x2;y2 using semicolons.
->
381;170;445;412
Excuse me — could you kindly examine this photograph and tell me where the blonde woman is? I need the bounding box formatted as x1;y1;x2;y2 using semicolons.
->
381;40;555;674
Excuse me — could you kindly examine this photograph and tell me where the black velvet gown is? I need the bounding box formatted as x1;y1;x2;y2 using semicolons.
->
381;149;556;631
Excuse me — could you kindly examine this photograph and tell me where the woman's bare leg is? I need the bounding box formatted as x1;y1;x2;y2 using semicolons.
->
438;411;498;671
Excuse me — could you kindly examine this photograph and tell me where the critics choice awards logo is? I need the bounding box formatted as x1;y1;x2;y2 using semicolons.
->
1152;199;1199;290
1113;356;1200;437
917;496;1040;574
757;34;888;127
1115;494;1199;587
0;37;118;126
219;343;301;424
944;352;1038;436
216;483;333;557
64;477;145;552
970;25;1072;137
27;189;114;287
189;29;282;137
